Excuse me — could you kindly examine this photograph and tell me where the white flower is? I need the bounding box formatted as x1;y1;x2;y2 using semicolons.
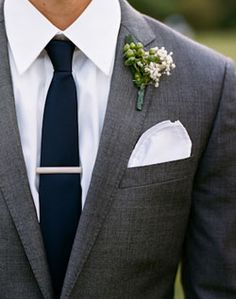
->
142;46;176;87
144;62;162;85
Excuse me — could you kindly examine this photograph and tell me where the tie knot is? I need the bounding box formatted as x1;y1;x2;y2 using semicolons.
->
46;40;75;72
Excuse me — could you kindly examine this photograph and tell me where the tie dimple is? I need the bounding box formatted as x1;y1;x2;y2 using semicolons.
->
46;40;75;72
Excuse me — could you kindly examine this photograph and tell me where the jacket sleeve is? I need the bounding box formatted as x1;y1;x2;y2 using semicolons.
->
182;59;236;298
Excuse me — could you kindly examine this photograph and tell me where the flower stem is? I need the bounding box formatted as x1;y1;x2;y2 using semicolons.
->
136;86;146;111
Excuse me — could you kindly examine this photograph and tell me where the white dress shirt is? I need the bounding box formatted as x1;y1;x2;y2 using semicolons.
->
4;0;121;220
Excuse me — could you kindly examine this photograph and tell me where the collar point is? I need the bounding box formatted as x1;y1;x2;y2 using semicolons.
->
16;63;31;76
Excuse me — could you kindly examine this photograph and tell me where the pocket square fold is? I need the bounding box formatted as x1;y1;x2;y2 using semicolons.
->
128;120;192;168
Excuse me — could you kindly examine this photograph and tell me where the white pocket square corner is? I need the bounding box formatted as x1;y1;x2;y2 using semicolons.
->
128;120;192;168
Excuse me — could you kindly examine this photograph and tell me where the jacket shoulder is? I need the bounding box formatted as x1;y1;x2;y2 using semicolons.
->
143;14;234;72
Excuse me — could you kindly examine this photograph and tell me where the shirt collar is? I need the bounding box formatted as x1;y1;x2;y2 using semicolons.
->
4;0;121;75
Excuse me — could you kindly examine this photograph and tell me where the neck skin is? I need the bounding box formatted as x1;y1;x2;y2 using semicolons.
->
29;0;92;30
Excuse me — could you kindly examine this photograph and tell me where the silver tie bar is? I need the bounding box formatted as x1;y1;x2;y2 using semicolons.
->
36;167;82;174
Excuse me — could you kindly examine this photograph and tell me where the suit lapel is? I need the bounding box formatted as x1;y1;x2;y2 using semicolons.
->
0;5;53;298
61;1;161;297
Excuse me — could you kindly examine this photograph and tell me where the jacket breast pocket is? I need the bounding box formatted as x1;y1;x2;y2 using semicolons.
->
119;156;195;189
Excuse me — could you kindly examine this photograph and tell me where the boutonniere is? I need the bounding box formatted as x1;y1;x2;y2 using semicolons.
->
123;35;176;111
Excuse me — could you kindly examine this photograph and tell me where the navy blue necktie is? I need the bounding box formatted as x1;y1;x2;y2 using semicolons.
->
39;40;81;297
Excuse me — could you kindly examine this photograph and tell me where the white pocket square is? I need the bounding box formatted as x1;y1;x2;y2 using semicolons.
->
128;120;192;168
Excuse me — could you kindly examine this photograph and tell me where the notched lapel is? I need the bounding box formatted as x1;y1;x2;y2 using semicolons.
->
61;1;161;297
0;19;53;299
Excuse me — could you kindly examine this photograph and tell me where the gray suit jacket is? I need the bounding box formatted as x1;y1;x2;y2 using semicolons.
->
0;0;235;298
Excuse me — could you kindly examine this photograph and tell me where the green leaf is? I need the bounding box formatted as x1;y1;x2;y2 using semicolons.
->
125;57;136;66
148;55;158;63
125;34;134;44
